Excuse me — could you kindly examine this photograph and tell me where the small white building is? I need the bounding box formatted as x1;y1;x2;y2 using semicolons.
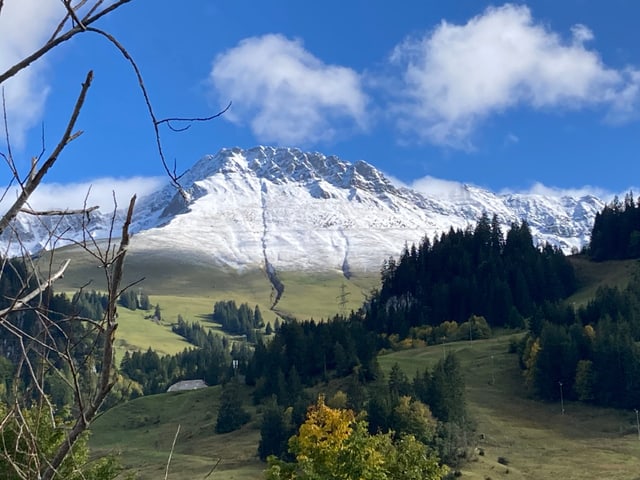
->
166;379;208;392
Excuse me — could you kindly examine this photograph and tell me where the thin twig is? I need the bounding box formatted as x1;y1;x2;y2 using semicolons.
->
49;0;90;41
0;0;133;84
84;27;183;194
2;88;15;172
158;101;232;132
165;424;181;480
85;27;229;198
61;0;86;30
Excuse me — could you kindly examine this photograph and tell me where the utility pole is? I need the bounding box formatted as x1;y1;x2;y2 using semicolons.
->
337;282;350;316
635;409;640;441
559;381;565;415
491;355;495;385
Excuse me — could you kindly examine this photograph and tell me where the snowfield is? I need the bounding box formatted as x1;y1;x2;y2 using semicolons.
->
1;146;604;272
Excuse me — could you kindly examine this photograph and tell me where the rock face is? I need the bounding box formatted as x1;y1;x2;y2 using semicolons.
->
1;146;605;274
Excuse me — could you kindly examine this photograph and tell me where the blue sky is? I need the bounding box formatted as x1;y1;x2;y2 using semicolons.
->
2;1;640;209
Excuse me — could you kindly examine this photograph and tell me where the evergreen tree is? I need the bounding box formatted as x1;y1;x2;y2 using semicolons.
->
139;292;151;310
388;363;412;402
258;400;293;460
429;354;466;423
215;380;251;434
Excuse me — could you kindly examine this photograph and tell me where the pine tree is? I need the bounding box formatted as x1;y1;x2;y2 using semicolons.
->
258;400;292;460
215;380;250;434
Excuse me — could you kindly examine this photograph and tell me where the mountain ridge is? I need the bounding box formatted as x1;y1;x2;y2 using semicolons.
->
1;146;604;274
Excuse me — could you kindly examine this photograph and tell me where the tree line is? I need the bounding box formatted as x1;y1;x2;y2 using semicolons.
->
517;272;640;409
213;300;265;341
246;313;379;405
120;333;234;395
589;192;640;261
516;195;640;409
365;214;576;338
258;352;469;474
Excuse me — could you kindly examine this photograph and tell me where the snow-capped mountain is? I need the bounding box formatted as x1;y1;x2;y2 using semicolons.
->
1;146;605;274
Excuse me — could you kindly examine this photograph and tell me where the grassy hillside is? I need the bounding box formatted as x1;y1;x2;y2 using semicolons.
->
567;255;638;306
91;332;640;480
90;384;263;480
378;336;640;480
68;245;640;478
39;244;379;361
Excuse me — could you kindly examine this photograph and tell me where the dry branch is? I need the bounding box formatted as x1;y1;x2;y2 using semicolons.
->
0;259;70;319
20;206;99;216
40;195;136;480
0;0;133;84
0;70;93;236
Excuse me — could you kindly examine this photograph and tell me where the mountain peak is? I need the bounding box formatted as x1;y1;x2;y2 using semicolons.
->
180;146;396;196
1;146;605;272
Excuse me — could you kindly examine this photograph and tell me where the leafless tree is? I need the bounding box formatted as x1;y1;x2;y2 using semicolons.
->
0;1;225;478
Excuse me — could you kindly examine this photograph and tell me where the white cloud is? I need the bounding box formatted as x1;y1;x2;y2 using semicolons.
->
1;176;165;212
504;133;520;146
0;0;64;146
389;4;640;148
501;180;640;204
511;181;621;202
407;175;618;201
410;176;469;199
209;34;369;145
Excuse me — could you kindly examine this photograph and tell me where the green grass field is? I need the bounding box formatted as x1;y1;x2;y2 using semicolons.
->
91;332;640;480
90;384;264;479
64;245;640;478
378;336;640;480
567;255;638;306
37;244;380;362
275;271;379;320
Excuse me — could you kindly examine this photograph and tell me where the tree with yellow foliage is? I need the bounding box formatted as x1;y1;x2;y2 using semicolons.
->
265;395;447;480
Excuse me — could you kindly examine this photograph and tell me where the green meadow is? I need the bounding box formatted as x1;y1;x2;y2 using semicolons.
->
378;335;640;480
51;243;640;478
91;332;640;480
40;244;379;362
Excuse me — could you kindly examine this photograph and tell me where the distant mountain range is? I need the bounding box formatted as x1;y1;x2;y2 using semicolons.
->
1;146;604;275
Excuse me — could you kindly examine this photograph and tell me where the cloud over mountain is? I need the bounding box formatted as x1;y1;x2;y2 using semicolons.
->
389;4;640;147
209;34;369;145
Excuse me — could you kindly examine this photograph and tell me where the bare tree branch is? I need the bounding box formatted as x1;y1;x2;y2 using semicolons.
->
164;424;181;480
0;70;93;236
84;27;187;196
1;88;16;173
0;0;133;84
61;0;86;30
0;3;230;477
0;260;70;318
85;26;229;199
158;101;232;132
49;0;91;41
41;195;136;480
20;206;99;217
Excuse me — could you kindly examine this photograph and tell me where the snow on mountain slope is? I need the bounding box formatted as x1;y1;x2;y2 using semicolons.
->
0;146;605;273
